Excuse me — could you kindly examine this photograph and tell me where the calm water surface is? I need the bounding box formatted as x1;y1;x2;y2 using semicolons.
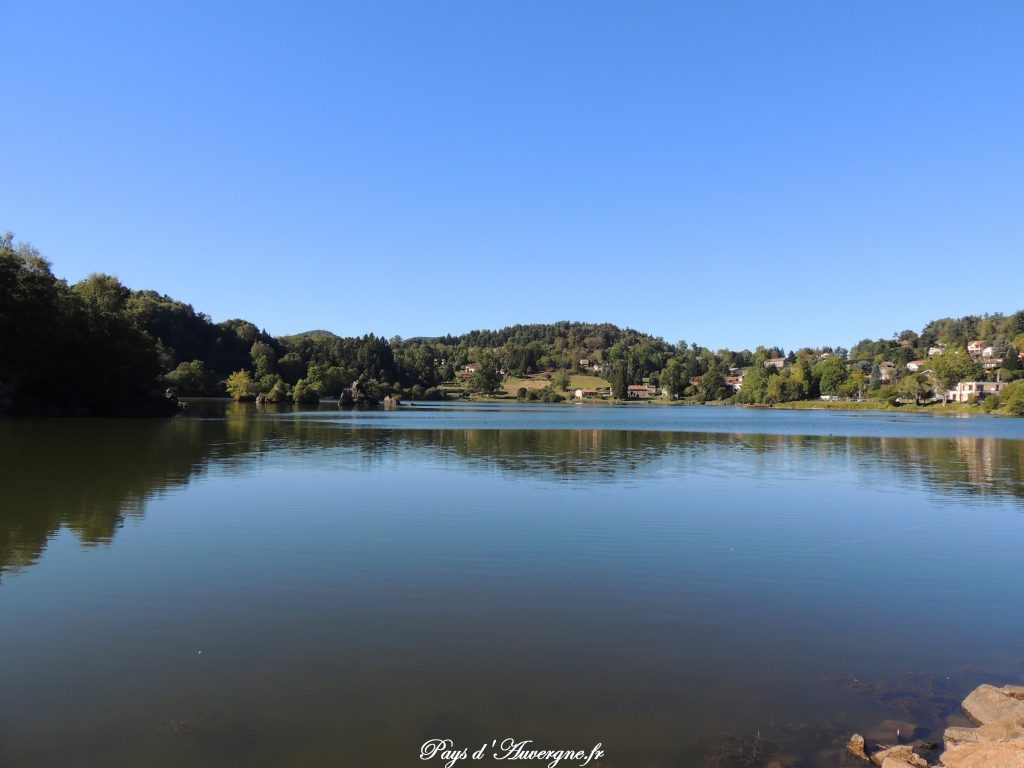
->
2;402;1023;767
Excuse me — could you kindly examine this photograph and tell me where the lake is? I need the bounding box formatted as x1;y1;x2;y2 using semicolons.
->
2;402;1023;767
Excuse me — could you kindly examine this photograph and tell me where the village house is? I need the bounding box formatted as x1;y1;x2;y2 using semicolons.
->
457;362;481;380
981;358;1004;370
764;357;785;369
967;340;986;357
574;388;600;399
981;346;997;358
725;375;743;393
906;360;927;372
627;384;656;399
946;380;1007;402
927;346;944;357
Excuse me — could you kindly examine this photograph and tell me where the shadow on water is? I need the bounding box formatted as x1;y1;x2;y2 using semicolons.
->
2;404;1024;581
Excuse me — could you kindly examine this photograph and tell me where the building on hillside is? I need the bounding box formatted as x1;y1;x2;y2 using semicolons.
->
627;384;656;399
574;388;600;399
967;340;986;356
928;346;944;357
764;357;785;369
981;359;1004;370
946;380;1007;402
457;362;481;380
725;375;743;393
906;360;927;372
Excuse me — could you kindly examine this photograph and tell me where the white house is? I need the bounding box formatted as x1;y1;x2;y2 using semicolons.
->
906;360;927;372
967;340;986;356
946;381;1007;402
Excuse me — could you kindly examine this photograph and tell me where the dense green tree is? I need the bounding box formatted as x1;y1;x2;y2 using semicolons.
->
897;373;933;405
931;350;983;404
164;360;219;396
816;356;848;396
697;368;726;403
292;378;320;404
467;355;502;395
610;365;628;399
0;236;174;416
225;370;257;401
660;359;684;399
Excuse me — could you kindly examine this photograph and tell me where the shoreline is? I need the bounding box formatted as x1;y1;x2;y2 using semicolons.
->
458;395;1009;417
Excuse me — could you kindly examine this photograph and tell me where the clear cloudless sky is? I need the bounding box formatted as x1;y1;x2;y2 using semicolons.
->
3;1;1022;351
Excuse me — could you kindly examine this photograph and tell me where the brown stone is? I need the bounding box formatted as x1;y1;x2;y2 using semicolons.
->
881;758;917;768
962;685;1024;726
849;733;869;761
872;745;928;767
940;739;1024;768
946;721;1024;748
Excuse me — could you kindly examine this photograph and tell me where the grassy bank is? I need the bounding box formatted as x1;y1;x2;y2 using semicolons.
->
765;400;986;416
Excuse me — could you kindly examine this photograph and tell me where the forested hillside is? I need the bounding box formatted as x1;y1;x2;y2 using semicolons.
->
3;233;1023;415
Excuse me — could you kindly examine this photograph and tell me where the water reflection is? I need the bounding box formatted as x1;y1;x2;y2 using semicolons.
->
2;410;1022;580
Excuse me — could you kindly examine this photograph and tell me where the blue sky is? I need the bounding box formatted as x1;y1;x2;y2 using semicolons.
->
3;2;1022;351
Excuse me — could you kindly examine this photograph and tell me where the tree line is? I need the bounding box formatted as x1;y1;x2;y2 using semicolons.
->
2;233;1023;416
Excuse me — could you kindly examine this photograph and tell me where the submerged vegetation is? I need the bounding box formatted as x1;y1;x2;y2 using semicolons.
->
3;232;1024;416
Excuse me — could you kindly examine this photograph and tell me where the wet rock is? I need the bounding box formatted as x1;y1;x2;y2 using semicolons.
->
881;758;918;768
849;733;869;761
946;721;1024;748
255;392;266;404
872;745;927;767
940;739;1024;768
962;685;1024;726
339;375;379;409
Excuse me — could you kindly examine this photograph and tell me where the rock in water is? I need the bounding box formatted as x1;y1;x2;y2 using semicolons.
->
848;734;869;761
871;745;927;767
338;375;379;409
941;740;1024;768
962;685;1024;726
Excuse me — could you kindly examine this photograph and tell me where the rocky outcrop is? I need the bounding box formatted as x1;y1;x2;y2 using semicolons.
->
849;733;869;761
383;395;401;408
961;685;1024;727
872;745;928;767
941;740;1024;768
941;685;1024;768
847;683;1024;768
338;375;379;409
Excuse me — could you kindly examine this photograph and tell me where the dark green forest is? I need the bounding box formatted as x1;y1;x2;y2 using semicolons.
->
3;233;1024;416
